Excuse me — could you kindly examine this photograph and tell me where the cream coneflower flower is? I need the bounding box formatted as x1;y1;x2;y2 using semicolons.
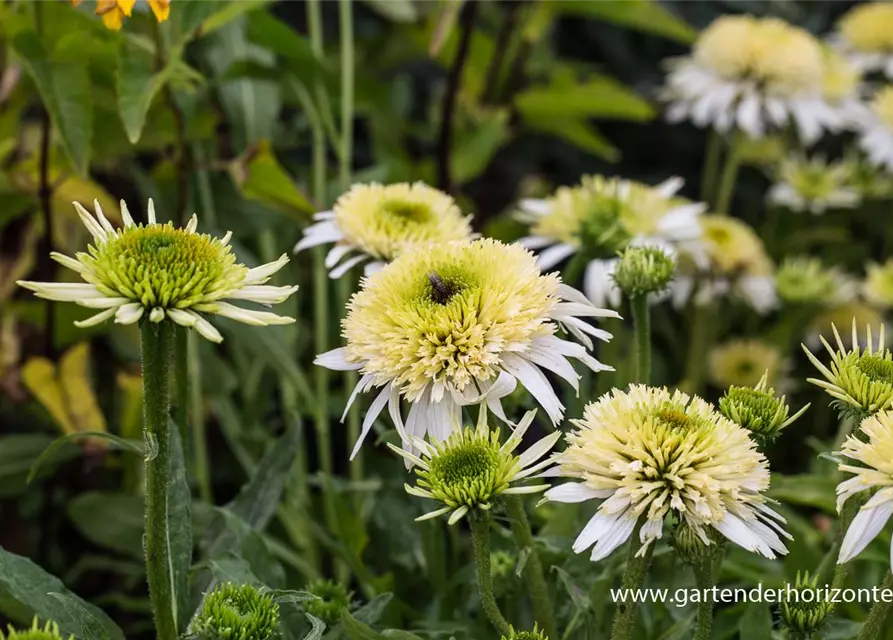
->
708;339;785;389
860;86;893;172
543;385;790;561
807;303;886;350
17;200;297;343
315;238;617;458
295;182;474;278
865;259;893;308
768;155;860;214
672;215;777;313
517;175;705;308
663;16;844;143
390;409;558;525
804;322;893;420
836;410;893;569
776;256;855;306
834;2;893;79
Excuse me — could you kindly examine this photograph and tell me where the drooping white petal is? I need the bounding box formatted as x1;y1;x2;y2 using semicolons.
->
167;308;199;328
518;235;554;250
115;303;145;325
341;373;375;422
324;244;354;269
536;243;576;271
192;314;223;343
73;307;117;328
17;282;105;302
653;176;684;199
149;308;165;323
226;284;300;304
350;385;391;460
500;353;563;424
838;497;893;564
544;482;612;503
314;347;363;371
329;254;369;279
202;302;295;326
448;506;469;525
294;221;344;253
77;296;131;309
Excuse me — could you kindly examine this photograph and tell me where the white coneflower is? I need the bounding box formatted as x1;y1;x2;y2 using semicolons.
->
865;259;893;308
295;182;474;278
663;16;847;143
390;409;558;525
836;410;893;569
672;215;777;314
833;2;893;79
315;238;617;458
804;322;893;420
768;155;860;214
860;86;893;172
708;339;785;389
543;385;790;561
17;200;297;343
775;256;855;307
517;175;704;308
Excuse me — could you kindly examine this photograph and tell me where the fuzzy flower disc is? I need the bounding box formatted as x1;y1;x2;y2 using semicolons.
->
317;239;616;457
544;385;789;562
296;182;474;277
187;583;280;640
17;200;297;343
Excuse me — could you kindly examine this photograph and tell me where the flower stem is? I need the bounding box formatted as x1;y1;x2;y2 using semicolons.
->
692;557;715;640
679;302;714;394
469;511;512;637
630;295;650;384
714;136;742;215
187;330;211;504
859;570;893;639
701;130;722;205
505;496;558;640
610;521;654;640
140;321;178;640
174;327;189;466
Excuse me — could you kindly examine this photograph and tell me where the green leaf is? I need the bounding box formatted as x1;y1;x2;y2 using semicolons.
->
266;590;317;605
525;117;619;162
769;474;838;513
116;38;174;144
231;141;314;219
381;632;425;639
515;77;655;122
554;0;696;44
738;602;773;640
341;612;385;640
361;0;418;23
302;614;326;640
245;11;322;83
27;432;144;484
0;434;74;496
351;594;393;626
0;545;124;640
12;31;93;175
47;593;111;640
67;492;144;558
452;111;509;184
200;0;276;37
169;429;193;633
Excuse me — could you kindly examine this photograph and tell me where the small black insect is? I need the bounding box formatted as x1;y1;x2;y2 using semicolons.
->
427;271;455;304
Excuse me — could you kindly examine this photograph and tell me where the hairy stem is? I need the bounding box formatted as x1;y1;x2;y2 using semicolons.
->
436;0;478;192
692;558;715;640
714;136;741;216
610;521;654;640
505;496;558;640
173;327;190;473
630;295;650;384
700;130;722;206
858;570;893;639
140;322;178;640
469;511;512;636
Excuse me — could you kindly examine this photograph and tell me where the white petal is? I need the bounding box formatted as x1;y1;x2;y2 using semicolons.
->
519;199;552;217
839;499;893;564
77;296;131;309
49;252;87;274
73;307;117;328
115;303;144;325
324;244;354;269
536;243;576;271
167;308;198;327
517;431;561;470
192;315;223;343
226;284;299;304
185;214;198;233
653;176;684;198
583;259;618;308
363;261;386;276
518;235;554;250
243;254;290;285
202;302;295;326
147;198;157;225
329;254;368;279
350;385;391;460
92;199;116;234
17;282;104;302
341;373;375;422
544;482;611;503
295;221;344;253
500;353;563;424
149;307;166;323
72;202;108;244
314;347;363;371
120;200;135;227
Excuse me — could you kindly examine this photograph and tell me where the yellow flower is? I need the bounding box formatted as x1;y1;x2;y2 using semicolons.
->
822;48;861;102
147;0;170;22
839;3;893;54
808;304;885;350
873;86;893;129
95;0;135;30
699;215;771;276
709;339;784;389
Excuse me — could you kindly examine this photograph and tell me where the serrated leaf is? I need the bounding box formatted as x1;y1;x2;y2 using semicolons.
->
0;545;124;640
47;593;111;640
116;38;174;144
12;31;92;175
554;0;696;44
27;432;144;483
361;0;418;23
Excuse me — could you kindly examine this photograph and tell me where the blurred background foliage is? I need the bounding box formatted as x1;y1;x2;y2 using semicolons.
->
0;1;889;639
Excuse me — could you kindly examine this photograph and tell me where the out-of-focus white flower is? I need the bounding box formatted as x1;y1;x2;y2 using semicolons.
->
663;16;851;143
859;86;893;172
833;2;893;79
768;155;860;214
517;175;705;308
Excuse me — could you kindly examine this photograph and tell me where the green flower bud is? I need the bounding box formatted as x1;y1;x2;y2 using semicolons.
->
304;580;353;627
0;619;72;640
671;522;721;565
780;571;833;638
719;372;809;445
187;583;280;640
612;246;675;298
775;257;850;306
501;623;549;640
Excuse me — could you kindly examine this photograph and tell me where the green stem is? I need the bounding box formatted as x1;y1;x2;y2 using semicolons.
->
858;570;893;640
692;558;715;640
187;331;211;503
562;251;588;289
469;511;513;637
173;327;189;469
505;496;558;640
679;303;714;394
714;136;741;215
630;295;650;384
701;130;722;206
610;521;654;640
140;322;178;640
